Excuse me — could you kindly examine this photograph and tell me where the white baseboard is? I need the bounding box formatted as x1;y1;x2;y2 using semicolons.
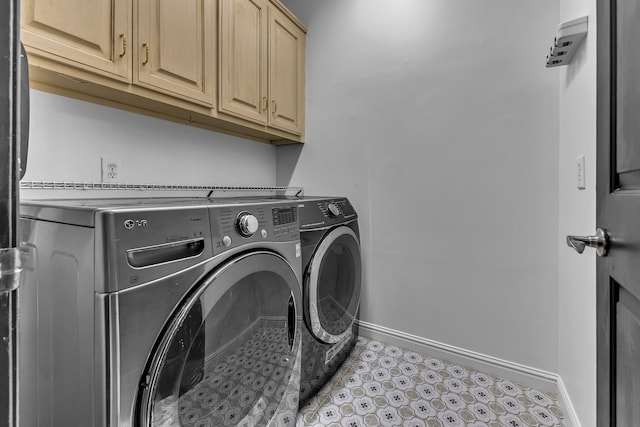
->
357;321;580;427
557;376;582;427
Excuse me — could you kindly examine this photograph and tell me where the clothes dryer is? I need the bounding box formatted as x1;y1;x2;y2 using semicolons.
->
19;197;303;427
297;197;362;405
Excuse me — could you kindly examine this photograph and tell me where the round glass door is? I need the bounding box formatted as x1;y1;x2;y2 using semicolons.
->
306;226;361;344
138;251;301;427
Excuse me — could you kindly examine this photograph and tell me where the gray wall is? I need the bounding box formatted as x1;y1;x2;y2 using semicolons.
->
278;0;561;373
558;0;597;425
22;90;277;196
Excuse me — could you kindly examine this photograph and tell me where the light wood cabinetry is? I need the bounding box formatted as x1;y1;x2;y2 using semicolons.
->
136;0;215;106
219;0;268;124
219;0;305;136
21;0;305;144
268;5;305;135
21;0;131;80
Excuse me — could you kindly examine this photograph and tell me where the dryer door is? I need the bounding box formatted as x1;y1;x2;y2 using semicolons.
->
306;226;361;344
137;251;301;427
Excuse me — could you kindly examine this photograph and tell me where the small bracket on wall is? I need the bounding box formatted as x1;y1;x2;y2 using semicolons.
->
546;16;588;68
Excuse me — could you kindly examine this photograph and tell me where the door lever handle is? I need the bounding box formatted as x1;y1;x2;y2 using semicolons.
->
566;228;609;256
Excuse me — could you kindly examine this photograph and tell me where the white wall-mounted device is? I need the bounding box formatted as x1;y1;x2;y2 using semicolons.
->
546;16;588;68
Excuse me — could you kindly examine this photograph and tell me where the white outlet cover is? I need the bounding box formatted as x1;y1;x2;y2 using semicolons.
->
101;157;121;183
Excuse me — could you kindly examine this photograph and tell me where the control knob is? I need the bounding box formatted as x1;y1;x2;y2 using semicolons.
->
327;203;341;218
237;212;259;237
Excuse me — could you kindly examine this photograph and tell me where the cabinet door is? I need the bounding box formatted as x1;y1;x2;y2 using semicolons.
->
219;0;268;125
268;6;304;135
21;0;131;80
137;0;214;106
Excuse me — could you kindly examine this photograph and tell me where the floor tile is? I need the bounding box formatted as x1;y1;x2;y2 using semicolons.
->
297;337;568;427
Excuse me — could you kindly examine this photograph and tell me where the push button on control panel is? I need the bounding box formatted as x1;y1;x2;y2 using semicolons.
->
222;236;232;247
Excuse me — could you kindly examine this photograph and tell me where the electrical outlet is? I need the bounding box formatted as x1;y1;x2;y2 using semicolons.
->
101;158;121;182
577;155;586;190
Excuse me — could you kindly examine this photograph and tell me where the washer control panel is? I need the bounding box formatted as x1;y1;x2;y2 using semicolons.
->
211;202;299;253
272;205;298;238
236;212;260;237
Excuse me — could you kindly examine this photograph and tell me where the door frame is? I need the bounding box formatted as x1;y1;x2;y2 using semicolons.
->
0;0;24;425
596;0;613;422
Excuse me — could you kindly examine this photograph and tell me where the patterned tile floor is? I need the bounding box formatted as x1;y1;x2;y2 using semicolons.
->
154;324;300;427
297;337;568;427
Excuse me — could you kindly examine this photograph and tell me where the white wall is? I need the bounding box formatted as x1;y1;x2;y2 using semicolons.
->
22;90;277;198
557;0;597;425
278;0;560;372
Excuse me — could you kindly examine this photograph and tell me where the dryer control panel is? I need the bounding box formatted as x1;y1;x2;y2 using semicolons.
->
299;198;357;230
210;202;299;254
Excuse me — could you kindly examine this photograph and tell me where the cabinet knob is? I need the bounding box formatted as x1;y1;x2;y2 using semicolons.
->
263;97;268;111
142;43;149;65
272;99;277;113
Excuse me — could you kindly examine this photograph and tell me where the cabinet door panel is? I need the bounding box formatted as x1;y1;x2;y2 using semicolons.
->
21;0;130;79
137;0;214;106
219;0;268;124
268;7;304;135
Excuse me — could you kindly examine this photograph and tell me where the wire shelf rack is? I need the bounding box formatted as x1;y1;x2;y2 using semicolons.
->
20;181;304;197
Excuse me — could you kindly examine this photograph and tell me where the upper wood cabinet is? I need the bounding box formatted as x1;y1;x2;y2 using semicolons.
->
220;0;305;136
268;5;305;135
136;0;215;107
21;0;131;80
21;0;306;144
219;0;269;124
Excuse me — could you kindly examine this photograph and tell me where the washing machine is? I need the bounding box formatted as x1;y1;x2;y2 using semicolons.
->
297;197;362;405
18;197;303;427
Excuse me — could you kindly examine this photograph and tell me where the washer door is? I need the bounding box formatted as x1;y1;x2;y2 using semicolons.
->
138;251;300;427
306;226;361;344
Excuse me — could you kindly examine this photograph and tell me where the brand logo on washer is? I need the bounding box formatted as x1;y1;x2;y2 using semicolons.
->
124;219;148;229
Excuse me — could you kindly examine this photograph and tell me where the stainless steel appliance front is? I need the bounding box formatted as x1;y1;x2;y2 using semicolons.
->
19;197;303;427
297;197;362;406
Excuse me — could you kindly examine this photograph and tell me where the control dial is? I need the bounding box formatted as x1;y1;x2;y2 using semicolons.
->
236;212;259;237
327;203;341;218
